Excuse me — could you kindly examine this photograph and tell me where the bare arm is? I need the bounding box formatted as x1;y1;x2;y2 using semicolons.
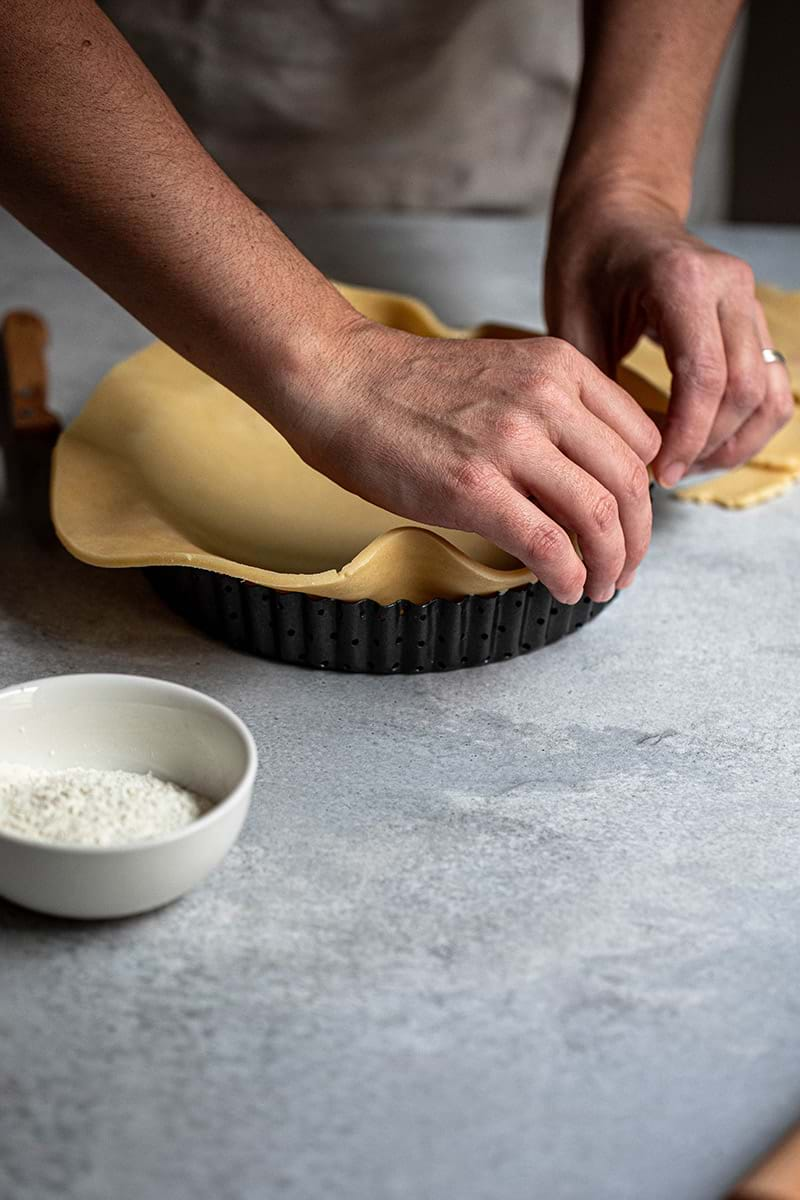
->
559;0;740;221
546;0;792;490
0;0;661;604
0;0;350;425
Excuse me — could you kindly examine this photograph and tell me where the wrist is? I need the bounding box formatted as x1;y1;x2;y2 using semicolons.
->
552;161;691;232
240;284;375;453
194;209;365;440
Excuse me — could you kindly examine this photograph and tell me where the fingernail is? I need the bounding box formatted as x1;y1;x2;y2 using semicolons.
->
659;461;687;488
593;585;615;603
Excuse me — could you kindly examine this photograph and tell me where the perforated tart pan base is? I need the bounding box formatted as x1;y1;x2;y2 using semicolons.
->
146;567;615;673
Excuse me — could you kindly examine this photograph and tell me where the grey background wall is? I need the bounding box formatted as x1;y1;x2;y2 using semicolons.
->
732;0;800;224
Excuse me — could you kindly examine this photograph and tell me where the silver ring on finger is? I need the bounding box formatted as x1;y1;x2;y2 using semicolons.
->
762;347;787;366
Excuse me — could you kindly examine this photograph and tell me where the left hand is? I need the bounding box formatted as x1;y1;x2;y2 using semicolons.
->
545;192;794;486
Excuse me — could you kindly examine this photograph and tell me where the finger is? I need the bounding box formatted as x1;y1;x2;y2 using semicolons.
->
557;408;653;589
471;478;587;604
699;304;794;471
698;298;766;460
573;350;662;464
651;302;727;486
698;392;793;473
515;445;626;602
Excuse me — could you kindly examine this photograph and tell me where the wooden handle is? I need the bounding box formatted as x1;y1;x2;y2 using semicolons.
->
1;310;59;436
729;1124;800;1199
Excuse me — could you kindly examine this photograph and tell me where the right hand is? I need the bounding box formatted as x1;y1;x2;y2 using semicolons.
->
280;316;661;605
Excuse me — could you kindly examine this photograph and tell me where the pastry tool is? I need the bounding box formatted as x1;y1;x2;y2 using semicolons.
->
727;1120;800;1200
0;310;61;541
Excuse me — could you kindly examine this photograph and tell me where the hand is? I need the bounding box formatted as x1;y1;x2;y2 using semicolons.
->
279;316;660;604
545;191;794;485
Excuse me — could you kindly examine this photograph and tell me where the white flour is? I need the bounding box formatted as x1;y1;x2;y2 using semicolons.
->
0;763;213;847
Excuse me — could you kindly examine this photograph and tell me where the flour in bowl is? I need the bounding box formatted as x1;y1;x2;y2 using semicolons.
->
0;763;213;847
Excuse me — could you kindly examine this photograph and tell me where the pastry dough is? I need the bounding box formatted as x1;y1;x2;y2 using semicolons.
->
52;281;800;605
675;464;795;508
53;303;537;604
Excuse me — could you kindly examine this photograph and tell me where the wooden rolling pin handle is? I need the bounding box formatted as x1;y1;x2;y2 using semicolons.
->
728;1123;800;1200
1;310;58;435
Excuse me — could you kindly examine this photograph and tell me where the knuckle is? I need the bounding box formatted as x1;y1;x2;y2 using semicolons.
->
642;422;662;462
627;526;652;565
516;371;570;436
564;565;588;599
602;546;627;580
538;335;578;372
773;389;795;426
450;458;496;501
517;366;551;400
548;559;587;601
654;247;706;291
589;490;619;534
725;370;762;414
623;459;651;503
491;405;530;445
674;352;726;396
528;522;569;564
728;256;755;291
710;437;744;469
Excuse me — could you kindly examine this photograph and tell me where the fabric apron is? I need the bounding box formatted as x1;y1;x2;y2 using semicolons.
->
99;0;581;212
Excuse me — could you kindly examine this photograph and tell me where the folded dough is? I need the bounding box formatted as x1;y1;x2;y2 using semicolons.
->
52;281;800;606
53;289;538;604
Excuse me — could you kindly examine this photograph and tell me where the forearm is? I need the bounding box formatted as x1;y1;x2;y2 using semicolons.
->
555;0;743;220
544;0;790;488
0;0;351;430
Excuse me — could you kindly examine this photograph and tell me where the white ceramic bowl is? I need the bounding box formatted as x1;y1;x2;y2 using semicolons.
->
0;674;257;919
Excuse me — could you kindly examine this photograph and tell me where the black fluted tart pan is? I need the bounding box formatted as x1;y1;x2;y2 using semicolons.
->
146;566;615;674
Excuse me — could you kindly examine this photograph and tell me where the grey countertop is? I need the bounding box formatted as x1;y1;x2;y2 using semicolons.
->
2;208;800;1200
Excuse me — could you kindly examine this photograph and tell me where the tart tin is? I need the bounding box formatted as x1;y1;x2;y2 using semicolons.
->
147;567;615;674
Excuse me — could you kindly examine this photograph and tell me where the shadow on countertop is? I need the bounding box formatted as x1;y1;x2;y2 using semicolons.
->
0;495;268;697
0;498;190;651
0;891;164;937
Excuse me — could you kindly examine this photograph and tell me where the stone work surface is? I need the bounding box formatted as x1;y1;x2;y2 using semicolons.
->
2;209;800;1200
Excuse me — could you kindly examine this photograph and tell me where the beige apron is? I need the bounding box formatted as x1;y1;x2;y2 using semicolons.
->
99;1;738;215
99;0;581;211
